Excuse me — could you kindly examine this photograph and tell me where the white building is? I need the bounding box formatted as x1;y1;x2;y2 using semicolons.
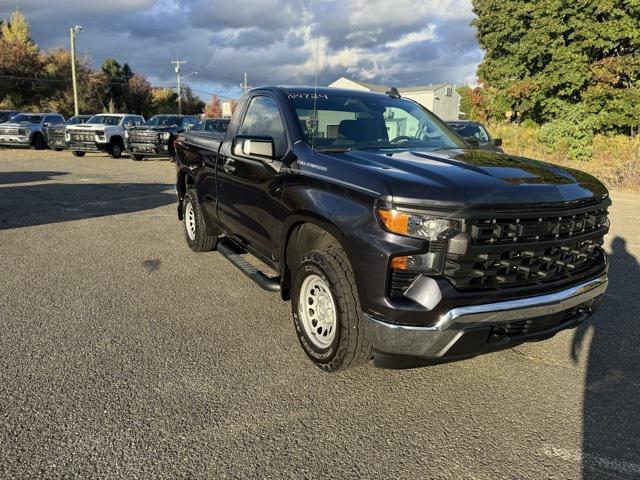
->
329;77;461;121
221;101;234;118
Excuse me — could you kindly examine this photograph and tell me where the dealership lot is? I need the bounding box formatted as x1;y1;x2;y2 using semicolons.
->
1;149;639;479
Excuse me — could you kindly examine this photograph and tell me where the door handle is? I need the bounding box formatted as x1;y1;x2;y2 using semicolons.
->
222;159;235;173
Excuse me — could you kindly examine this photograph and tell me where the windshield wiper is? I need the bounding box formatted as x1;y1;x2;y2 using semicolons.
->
316;147;352;153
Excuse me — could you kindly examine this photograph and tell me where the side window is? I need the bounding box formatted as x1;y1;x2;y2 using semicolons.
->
238;96;287;158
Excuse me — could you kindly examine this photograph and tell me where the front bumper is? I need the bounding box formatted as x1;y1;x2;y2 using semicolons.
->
47;139;67;149
0;135;30;147
365;274;607;361
127;142;171;157
68;141;108;152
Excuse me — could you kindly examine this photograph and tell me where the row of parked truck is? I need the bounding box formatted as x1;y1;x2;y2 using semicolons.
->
0;109;229;161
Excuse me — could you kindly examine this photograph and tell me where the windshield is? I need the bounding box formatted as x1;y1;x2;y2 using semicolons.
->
12;114;43;124
199;120;228;132
66;116;88;125
448;123;490;143
287;92;465;152
145;116;181;127
0;112;17;122
86;115;121;126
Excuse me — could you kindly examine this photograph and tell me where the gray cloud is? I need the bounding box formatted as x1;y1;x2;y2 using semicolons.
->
0;0;481;99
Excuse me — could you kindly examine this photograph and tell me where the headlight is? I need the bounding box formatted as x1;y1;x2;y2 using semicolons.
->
161;132;171;140
377;206;463;274
96;131;105;140
377;207;462;240
19;128;29;135
124;130;130;139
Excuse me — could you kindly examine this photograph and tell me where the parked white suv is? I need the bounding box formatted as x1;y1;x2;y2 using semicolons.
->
66;113;144;158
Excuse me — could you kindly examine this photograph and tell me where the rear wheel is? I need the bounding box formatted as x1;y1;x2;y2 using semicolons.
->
31;133;46;150
182;188;218;252
72;151;85;157
132;154;144;161
109;140;123;158
291;245;372;372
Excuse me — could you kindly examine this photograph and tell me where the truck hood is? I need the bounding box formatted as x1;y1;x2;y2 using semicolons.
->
321;148;608;207
67;124;116;132
2;121;38;128
129;125;177;132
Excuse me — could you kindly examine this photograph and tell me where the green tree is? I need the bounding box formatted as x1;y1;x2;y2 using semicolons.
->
151;87;178;114
472;0;640;135
181;85;205;115
457;86;472;119
0;10;41;109
123;74;154;117
101;58;134;111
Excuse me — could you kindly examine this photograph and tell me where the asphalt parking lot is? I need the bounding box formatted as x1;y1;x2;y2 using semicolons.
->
1;148;639;479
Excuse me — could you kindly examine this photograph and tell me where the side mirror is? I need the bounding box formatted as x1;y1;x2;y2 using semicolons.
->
233;135;275;160
186;123;197;131
43;122;51;127
493;138;503;147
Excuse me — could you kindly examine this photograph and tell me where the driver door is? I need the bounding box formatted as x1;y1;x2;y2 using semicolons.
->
216;95;288;261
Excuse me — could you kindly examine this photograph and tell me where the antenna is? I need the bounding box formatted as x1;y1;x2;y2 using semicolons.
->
311;37;320;149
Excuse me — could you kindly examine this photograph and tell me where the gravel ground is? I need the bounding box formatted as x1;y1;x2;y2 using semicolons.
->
1;148;639;479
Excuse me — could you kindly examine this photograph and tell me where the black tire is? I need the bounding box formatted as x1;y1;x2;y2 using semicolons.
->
72;151;85;157
291;245;372;372
182;188;218;252
54;148;64;152
109;140;123;158
31;133;46;150
132;154;144;161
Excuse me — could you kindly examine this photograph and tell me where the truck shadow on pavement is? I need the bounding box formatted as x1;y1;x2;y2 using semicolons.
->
0;172;175;230
572;237;640;479
0;170;69;185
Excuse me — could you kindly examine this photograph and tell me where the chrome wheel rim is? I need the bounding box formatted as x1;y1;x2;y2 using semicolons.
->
299;274;336;349
185;202;196;241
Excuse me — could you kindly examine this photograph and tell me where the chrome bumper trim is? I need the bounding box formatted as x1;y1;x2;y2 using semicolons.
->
364;274;607;358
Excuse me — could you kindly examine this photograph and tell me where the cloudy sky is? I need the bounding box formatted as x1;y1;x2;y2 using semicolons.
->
0;0;481;101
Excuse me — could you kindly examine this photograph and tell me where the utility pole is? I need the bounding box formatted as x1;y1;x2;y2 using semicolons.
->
241;72;251;93
172;59;187;115
69;25;83;116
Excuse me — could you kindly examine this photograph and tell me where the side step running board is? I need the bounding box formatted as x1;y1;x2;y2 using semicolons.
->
217;239;281;293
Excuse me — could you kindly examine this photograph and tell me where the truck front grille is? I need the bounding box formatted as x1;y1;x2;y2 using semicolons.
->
445;203;609;290
69;131;95;142
129;130;159;143
47;128;66;140
0;127;19;135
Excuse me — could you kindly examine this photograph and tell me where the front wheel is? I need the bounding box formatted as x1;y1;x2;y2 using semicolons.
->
72;151;85;157
291;245;372;372
31;134;46;150
182;188;218;252
109;141;123;158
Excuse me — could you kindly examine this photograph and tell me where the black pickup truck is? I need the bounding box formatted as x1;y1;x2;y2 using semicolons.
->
174;86;609;371
126;114;199;161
